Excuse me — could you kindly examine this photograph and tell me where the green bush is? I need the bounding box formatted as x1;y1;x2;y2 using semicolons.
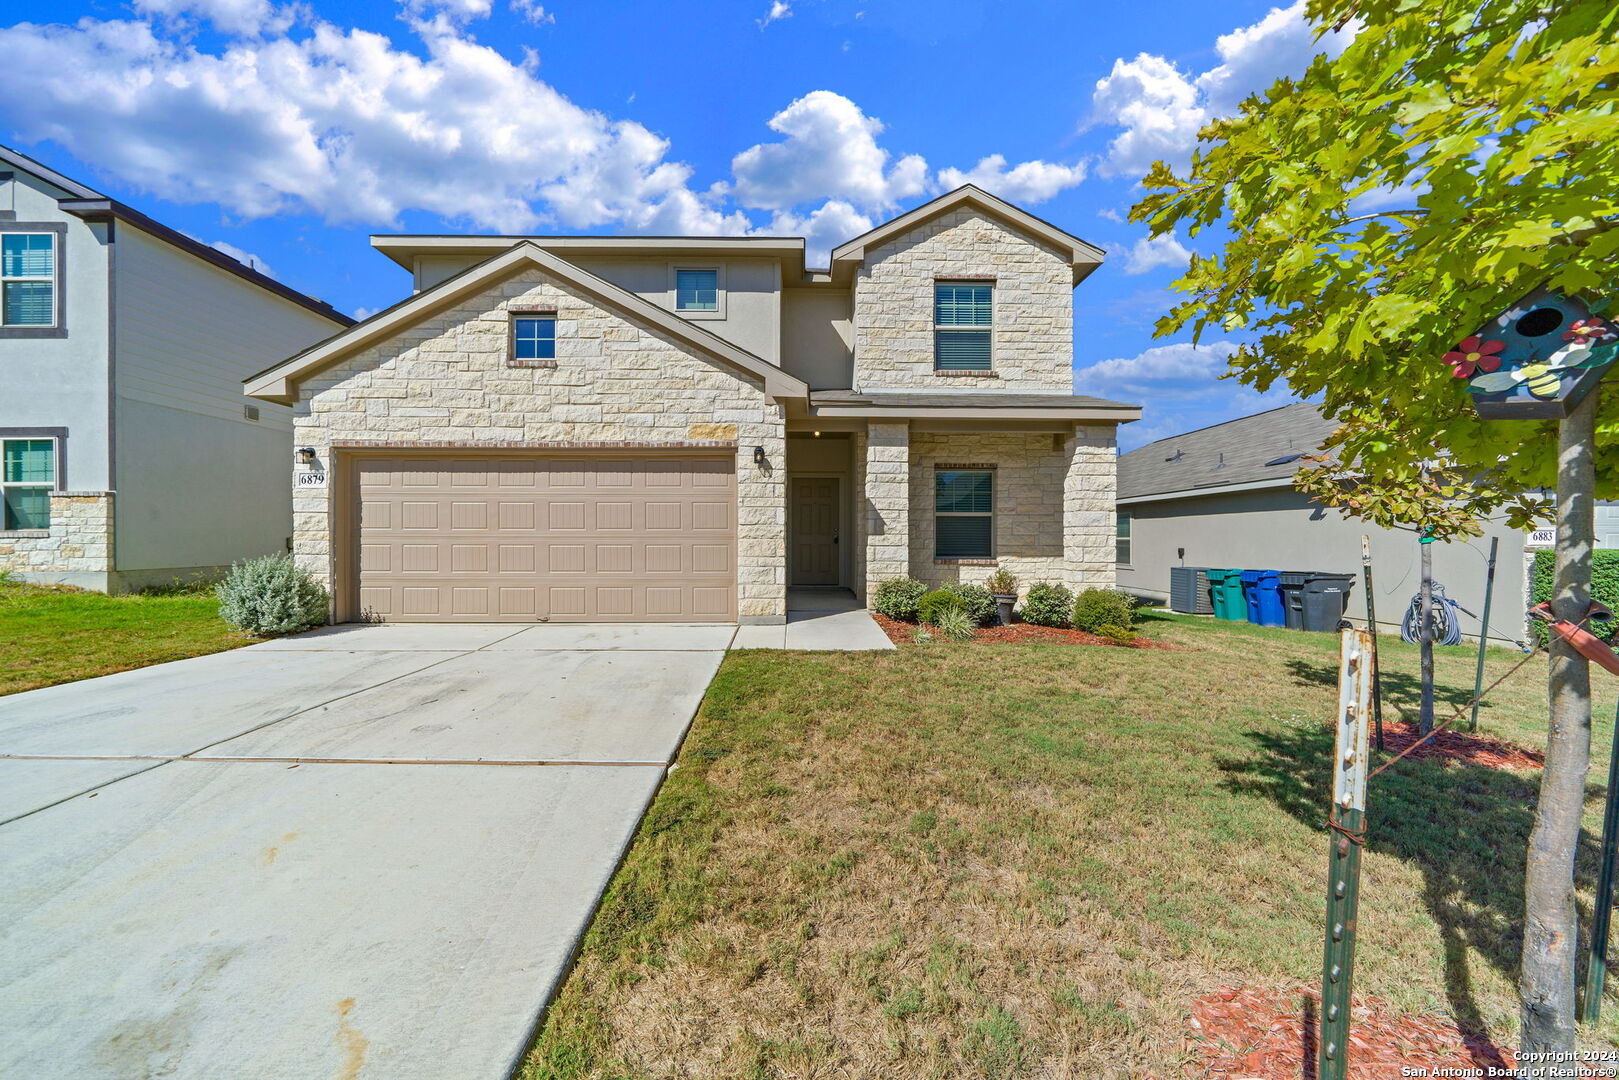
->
1073;588;1137;636
1531;549;1619;644
984;568;1019;597
216;553;330;636
873;577;929;622
918;588;969;626
1020;582;1074;628
932;607;977;642
939;581;997;626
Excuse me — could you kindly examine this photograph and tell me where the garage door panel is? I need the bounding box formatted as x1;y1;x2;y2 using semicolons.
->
355;454;736;622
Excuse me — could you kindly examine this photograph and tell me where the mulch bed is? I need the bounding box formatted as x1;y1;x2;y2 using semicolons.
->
1379;721;1544;771
1164;984;1523;1079
871;613;1174;649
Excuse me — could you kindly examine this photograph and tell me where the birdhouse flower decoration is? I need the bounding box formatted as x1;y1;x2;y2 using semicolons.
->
1443;337;1505;378
1443;286;1619;418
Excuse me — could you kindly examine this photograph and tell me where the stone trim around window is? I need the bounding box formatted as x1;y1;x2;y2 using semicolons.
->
0;222;68;339
934;557;998;566
934;369;999;378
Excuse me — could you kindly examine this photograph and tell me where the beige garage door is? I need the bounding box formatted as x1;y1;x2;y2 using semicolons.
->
353;455;736;622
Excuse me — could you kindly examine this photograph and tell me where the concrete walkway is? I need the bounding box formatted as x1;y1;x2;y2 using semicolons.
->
0;625;724;1080
731;588;895;651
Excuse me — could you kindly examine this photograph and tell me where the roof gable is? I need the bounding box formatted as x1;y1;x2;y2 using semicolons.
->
830;186;1104;285
245;242;809;403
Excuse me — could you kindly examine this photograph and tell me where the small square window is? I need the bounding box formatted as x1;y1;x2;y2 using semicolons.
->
512;317;556;362
675;268;719;311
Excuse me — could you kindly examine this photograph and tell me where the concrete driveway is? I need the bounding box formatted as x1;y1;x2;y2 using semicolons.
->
0;623;728;1080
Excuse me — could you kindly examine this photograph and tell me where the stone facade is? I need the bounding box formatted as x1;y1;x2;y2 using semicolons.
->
852;208;1074;391
861;422;910;598
903;428;1116;593
0;491;115;584
291;266;787;621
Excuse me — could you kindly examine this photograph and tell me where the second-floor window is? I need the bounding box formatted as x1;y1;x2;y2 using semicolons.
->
934;281;992;371
2;438;56;530
2;234;56;328
675;268;719;311
512;316;556;362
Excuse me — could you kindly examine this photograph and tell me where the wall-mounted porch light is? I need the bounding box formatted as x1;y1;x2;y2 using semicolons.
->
297;446;318;464
752;445;767;466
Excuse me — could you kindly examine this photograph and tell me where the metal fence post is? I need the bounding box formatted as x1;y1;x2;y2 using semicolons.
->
1320;628;1374;1080
1582;699;1619;1025
1469;536;1499;733
1361;536;1384;752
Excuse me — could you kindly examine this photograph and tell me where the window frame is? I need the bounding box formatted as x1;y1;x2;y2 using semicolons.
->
1;433;63;533
0;223;67;339
507;311;558;368
933;278;994;373
1116;510;1133;566
933;465;996;561
669;263;726;319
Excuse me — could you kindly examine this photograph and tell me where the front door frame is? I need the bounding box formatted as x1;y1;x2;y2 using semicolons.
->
788;472;846;588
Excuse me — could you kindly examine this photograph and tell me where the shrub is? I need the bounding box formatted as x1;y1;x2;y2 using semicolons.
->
932;607;977;642
918;588;968;626
1531;549;1619;644
911;626;935;644
1073;588;1137;636
940;581;997;626
1020;582;1074;628
873;577;929;622
984;568;1019;597
216;553;330;636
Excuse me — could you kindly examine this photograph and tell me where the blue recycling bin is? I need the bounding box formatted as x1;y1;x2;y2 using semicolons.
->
1240;569;1286;626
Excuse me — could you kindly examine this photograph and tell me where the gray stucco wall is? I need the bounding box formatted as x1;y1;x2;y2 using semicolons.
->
1116;485;1532;645
781;287;853;389
0;170;111;492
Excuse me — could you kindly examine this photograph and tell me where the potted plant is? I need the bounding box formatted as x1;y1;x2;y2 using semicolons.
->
984;568;1019;626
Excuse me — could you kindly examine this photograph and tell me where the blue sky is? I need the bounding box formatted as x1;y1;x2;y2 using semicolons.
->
0;0;1353;449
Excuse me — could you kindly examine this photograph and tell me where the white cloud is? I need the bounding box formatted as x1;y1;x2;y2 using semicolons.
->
1107;231;1193;276
131;0;292;36
1090;1;1355;178
765;199;873;266
1079;340;1241;398
730;91;928;212
401;0;494;24
758;1;791;28
510;0;554;25
0;15;738;234
935;154;1086;204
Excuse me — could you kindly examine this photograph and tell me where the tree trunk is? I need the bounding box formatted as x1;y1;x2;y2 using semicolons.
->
1519;387;1599;1069
1419;532;1435;735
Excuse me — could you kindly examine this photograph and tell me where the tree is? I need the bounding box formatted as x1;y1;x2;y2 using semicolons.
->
1130;0;1619;1063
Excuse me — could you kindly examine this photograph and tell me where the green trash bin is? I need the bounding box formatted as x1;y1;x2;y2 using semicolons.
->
1207;569;1246;621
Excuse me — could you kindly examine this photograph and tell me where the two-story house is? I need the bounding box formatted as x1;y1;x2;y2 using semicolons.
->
245;186;1140;624
0;144;352;592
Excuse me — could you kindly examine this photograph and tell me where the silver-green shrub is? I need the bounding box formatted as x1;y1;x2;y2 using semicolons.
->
216;553;330;636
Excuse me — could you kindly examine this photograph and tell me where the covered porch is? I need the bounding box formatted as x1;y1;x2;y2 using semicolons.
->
782;391;1138;603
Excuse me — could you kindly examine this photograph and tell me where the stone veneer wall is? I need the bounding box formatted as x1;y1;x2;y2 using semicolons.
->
906;427;1116;592
291;266;787;621
861;422;910;599
852;208;1074;391
0;492;115;582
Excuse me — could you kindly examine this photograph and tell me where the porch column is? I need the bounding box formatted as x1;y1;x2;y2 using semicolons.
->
1064;424;1116;591
863;421;911;598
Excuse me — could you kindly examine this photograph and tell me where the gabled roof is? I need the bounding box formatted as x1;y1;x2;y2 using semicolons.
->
1117;402;1338;503
830;185;1106;285
2;143;350;326
245;241;810;403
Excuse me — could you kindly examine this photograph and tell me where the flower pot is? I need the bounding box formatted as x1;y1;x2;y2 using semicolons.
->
993;594;1017;626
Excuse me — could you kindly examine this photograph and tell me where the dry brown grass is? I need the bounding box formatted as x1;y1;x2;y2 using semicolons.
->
522;612;1619;1079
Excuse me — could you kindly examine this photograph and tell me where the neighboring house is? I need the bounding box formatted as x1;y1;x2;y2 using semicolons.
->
245;186;1140;624
0;145;353;592
1114;402;1619;644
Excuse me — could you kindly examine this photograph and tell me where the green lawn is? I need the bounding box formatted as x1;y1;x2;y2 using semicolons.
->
522;611;1619;1080
0;579;257;696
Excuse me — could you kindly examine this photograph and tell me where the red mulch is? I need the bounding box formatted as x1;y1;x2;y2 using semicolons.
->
1380;721;1544;771
871;613;1175;649
1161;984;1528;1079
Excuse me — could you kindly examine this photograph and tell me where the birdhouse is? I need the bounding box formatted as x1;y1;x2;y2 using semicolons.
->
1444;286;1619;418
